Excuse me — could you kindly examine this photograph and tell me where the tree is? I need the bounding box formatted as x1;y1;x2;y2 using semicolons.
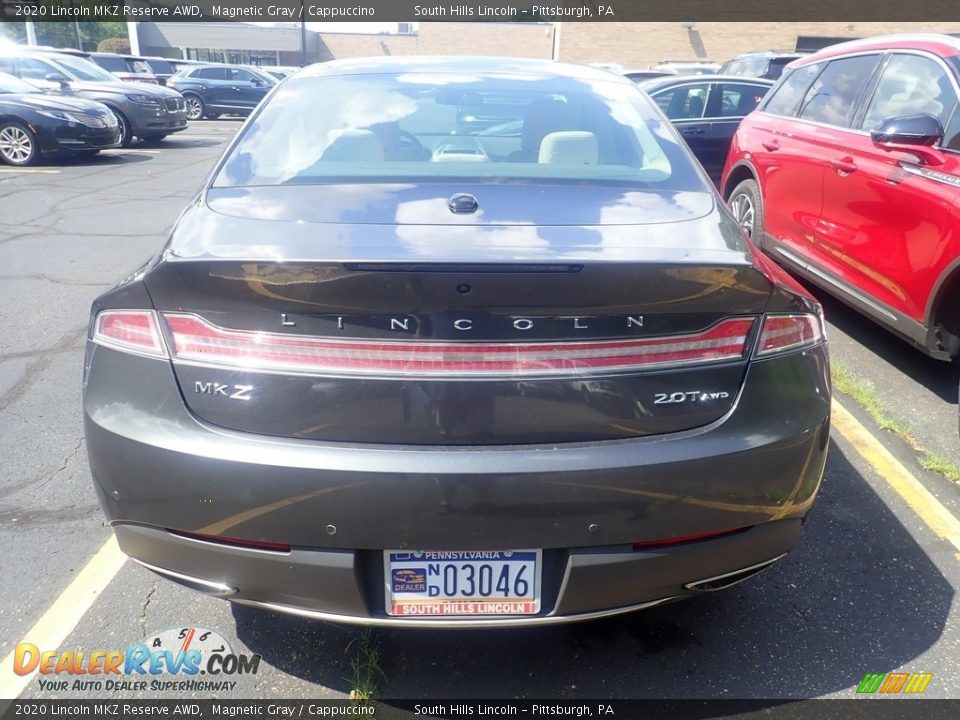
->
98;37;131;54
0;21;128;51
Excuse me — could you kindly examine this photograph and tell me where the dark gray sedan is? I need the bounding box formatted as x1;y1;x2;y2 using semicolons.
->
83;57;830;627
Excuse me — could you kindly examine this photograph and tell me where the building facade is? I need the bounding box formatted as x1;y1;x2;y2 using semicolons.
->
136;21;960;70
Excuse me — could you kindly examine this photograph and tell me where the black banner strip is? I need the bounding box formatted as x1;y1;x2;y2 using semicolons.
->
4;0;960;23
2;699;960;720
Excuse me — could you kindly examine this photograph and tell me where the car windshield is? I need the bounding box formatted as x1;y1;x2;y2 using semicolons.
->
249;68;278;85
214;72;704;190
0;72;40;94
47;54;118;83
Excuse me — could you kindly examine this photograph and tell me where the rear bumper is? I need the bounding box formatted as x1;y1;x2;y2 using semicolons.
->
116;519;800;627
84;341;829;625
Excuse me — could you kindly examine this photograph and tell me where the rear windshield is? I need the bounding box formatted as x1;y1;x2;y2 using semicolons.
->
213;72;706;190
130;59;153;75
94;55;126;72
147;59;175;74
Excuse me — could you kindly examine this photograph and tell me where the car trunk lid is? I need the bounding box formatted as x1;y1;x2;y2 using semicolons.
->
144;185;772;445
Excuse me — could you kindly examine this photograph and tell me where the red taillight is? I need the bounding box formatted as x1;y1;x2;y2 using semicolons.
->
169;529;291;553
92;310;167;358
632;526;748;550
162;313;756;378
756;314;825;357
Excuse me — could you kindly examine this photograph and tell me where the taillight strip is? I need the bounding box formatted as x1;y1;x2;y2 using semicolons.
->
162;314;755;378
92;310;168;358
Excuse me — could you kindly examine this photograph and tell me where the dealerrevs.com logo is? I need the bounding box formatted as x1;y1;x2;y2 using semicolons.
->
14;627;260;693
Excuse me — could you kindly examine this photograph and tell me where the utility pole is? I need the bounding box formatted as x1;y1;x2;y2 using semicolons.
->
127;22;141;56
300;1;307;67
25;21;37;46
551;22;561;61
68;0;82;48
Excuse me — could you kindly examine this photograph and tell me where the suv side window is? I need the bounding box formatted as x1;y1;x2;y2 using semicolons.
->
651;83;710;120
860;54;959;134
763;63;823;117
229;68;259;83
718;83;768;117
197;67;227;80
798;55;879;127
945;109;960;150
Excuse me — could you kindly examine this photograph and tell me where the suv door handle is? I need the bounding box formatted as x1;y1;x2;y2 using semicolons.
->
681;127;705;135
761;139;780;151
831;157;858;174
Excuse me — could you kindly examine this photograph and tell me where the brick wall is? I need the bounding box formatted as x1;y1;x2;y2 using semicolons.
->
320;22;960;69
557;23;960;68
415;22;555;58
319;23;553;60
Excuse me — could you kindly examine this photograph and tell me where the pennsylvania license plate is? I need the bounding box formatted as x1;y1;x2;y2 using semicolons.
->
384;550;541;617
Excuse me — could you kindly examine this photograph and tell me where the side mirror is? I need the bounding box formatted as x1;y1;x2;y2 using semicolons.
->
870;113;945;165
251;78;264;87
44;73;70;90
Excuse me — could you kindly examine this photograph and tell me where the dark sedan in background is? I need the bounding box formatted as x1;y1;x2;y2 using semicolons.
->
167;63;276;120
0;49;187;146
0;71;120;165
84;57;829;627
640;74;773;185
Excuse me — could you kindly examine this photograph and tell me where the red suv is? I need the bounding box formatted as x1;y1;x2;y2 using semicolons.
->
722;35;960;360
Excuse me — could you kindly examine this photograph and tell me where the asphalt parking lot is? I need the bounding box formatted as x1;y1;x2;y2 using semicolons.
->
1;120;959;702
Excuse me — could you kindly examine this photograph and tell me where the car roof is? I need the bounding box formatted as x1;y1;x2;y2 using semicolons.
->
794;33;960;65
296;56;635;84
726;50;805;60
0;47;85;58
182;63;257;70
0;47;84;60
89;52;142;60
639;74;775;91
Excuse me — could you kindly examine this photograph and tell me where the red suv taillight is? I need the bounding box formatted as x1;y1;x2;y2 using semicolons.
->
755;314;825;357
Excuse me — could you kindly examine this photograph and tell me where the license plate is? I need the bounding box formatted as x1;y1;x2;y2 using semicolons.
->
384;550;541;617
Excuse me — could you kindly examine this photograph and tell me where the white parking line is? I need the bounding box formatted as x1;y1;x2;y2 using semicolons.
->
0;168;61;174
0;536;126;699
102;149;162;155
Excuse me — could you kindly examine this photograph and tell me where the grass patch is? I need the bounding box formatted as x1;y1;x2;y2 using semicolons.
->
831;361;912;438
919;453;960;483
831;360;960;484
347;628;384;703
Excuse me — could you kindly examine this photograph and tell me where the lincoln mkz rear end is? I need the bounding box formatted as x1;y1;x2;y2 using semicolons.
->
83;58;830;627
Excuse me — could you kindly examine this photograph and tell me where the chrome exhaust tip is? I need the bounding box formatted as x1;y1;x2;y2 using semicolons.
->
683;553;787;592
134;559;237;597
